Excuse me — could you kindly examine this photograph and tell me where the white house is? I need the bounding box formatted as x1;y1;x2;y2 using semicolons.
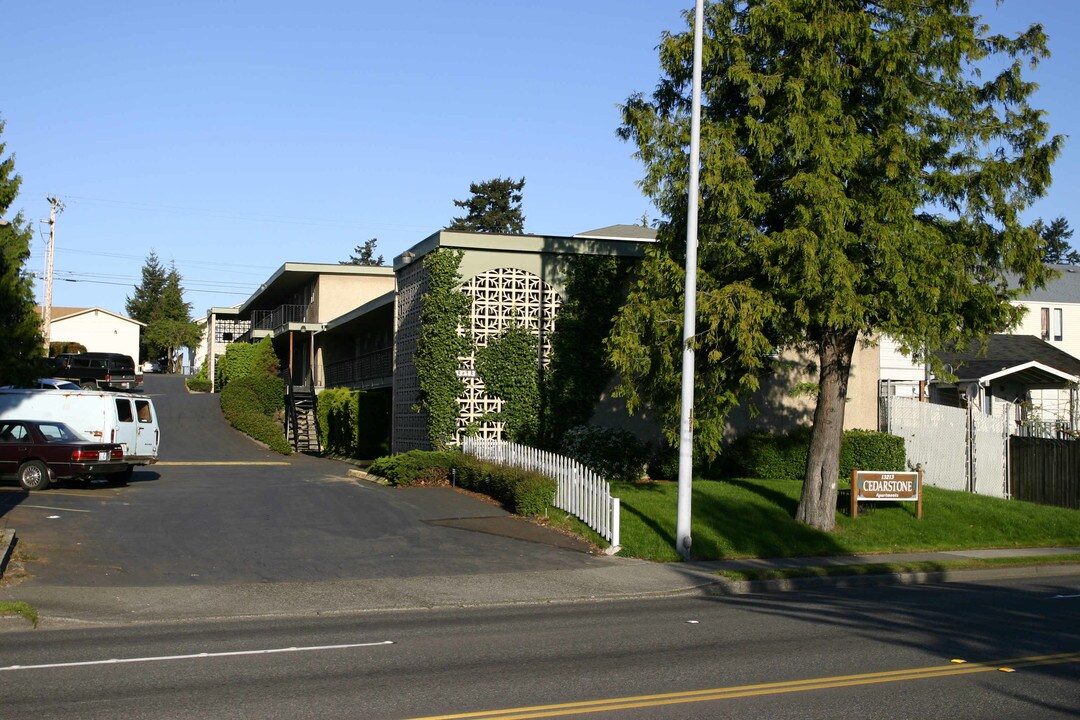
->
40;306;144;363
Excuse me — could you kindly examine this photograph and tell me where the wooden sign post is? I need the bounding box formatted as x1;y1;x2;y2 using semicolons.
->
850;470;923;519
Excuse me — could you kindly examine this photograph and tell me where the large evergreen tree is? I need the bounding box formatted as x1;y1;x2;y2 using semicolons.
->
340;238;385;266
609;1;1060;530
126;250;168;324
1034;217;1079;265
447;177;526;234
0;118;45;385
127;254;200;370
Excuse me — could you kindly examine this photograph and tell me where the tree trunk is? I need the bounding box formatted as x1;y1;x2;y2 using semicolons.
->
796;328;859;531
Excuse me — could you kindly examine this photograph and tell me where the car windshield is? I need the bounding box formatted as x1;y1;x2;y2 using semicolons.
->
36;422;86;443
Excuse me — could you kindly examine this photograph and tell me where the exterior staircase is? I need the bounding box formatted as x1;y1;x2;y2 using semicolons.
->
286;383;322;454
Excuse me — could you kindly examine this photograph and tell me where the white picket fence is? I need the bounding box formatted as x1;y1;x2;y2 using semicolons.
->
461;438;620;551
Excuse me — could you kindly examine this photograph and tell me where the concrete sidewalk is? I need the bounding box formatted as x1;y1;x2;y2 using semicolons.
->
3;536;1078;630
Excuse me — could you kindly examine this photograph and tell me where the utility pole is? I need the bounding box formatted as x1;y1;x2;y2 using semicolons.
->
675;0;705;561
42;196;64;354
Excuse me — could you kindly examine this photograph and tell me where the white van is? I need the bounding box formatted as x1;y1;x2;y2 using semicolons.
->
0;389;159;480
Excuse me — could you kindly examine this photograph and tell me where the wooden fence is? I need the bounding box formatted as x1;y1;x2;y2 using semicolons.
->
1009;436;1080;510
461;438;620;551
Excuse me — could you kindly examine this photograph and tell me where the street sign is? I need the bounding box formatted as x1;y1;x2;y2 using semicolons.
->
850;470;923;519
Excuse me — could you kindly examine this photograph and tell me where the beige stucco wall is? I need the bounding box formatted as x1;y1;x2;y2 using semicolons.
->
50;310;142;362
845;336;882;430
312;273;395;324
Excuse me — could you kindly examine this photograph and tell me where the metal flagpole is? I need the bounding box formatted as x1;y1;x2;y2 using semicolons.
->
676;0;704;560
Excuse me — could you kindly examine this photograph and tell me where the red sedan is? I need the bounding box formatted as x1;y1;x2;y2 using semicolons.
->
0;419;127;491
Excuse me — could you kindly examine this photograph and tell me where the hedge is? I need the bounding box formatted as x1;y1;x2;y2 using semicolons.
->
724;428;905;481
220;374;291;454
317;387;391;459
367;450;556;517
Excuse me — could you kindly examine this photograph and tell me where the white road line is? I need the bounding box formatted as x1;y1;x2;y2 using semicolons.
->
0;641;394;672
19;505;92;513
1050;594;1080;600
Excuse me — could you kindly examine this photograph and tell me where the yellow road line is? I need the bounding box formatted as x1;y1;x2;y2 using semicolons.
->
403;652;1080;720
154;461;291;466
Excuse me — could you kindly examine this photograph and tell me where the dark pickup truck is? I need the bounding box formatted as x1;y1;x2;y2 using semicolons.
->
53;352;143;391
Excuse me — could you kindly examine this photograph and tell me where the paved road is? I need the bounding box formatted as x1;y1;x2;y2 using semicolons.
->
2;576;1077;719
1;375;607;598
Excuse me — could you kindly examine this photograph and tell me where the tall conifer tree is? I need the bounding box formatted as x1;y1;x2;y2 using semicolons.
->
609;1;1061;530
0;118;45;385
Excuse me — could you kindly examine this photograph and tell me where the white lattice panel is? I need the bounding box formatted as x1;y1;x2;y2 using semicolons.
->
457;268;561;441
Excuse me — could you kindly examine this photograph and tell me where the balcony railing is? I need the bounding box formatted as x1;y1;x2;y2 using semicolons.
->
324;348;393;388
252;304;311;331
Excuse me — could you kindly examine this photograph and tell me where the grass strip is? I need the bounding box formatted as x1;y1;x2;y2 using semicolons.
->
0;601;38;627
716;553;1080;582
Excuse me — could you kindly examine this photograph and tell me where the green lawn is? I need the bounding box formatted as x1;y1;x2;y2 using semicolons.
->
614;478;1080;562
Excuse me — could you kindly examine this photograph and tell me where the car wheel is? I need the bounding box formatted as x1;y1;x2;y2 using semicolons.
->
18;460;51;491
80;380;98;390
107;467;134;486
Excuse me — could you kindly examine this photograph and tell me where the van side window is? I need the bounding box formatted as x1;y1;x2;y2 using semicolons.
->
74;358;91;369
115;399;134;423
135;400;153;423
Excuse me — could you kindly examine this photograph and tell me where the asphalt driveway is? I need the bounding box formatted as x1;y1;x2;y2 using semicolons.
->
0;375;602;589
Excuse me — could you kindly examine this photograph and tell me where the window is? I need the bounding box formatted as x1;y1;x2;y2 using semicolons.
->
115;399;134;423
135;400;153;423
1040;307;1050;340
1053;308;1063;341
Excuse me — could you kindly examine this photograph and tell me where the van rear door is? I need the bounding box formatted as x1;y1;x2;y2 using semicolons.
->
133;398;158;463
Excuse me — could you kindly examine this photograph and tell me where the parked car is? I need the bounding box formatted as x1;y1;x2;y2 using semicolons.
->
0;389;160;478
53;352;142;391
0;378;82;391
0;419;127;491
141;360;161;374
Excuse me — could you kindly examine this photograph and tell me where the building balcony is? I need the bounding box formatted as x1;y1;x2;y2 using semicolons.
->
324;348;393;390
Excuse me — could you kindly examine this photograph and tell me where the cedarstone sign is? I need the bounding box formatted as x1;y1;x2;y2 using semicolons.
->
850;470;923;519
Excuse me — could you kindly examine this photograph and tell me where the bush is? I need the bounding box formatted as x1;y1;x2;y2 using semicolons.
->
839;429;906;479
220;374;290;454
449;454;556;516
186;377;212;393
367;450;458;486
367;451;557;516
219;337;279;389
317;387;391;459
724;427;811;481
724;427;906;481
563;425;649;482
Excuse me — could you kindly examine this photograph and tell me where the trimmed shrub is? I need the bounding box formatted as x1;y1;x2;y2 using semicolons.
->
723;427;812;481
562;425;649;482
367;451;557;517
724;427;906;481
219;337;279;389
839;429;906;478
449;454;555;516
317;387;392;459
367;450;458;486
186;377;212;393
220;374;290;454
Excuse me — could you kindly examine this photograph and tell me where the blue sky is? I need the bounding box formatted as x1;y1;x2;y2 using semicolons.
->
4;1;1077;317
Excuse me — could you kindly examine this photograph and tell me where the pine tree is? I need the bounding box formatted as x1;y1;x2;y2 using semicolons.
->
125;250;168;324
0;118;46;386
447;177;526;234
340;238;385;266
1034;217;1079;265
609;0;1061;530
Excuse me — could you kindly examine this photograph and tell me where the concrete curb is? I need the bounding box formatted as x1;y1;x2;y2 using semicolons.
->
707;562;1080;595
0;529;16;579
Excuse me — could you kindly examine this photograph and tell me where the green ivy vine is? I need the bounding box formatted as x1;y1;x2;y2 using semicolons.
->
475;322;540;444
544;254;638;446
413;248;472;449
